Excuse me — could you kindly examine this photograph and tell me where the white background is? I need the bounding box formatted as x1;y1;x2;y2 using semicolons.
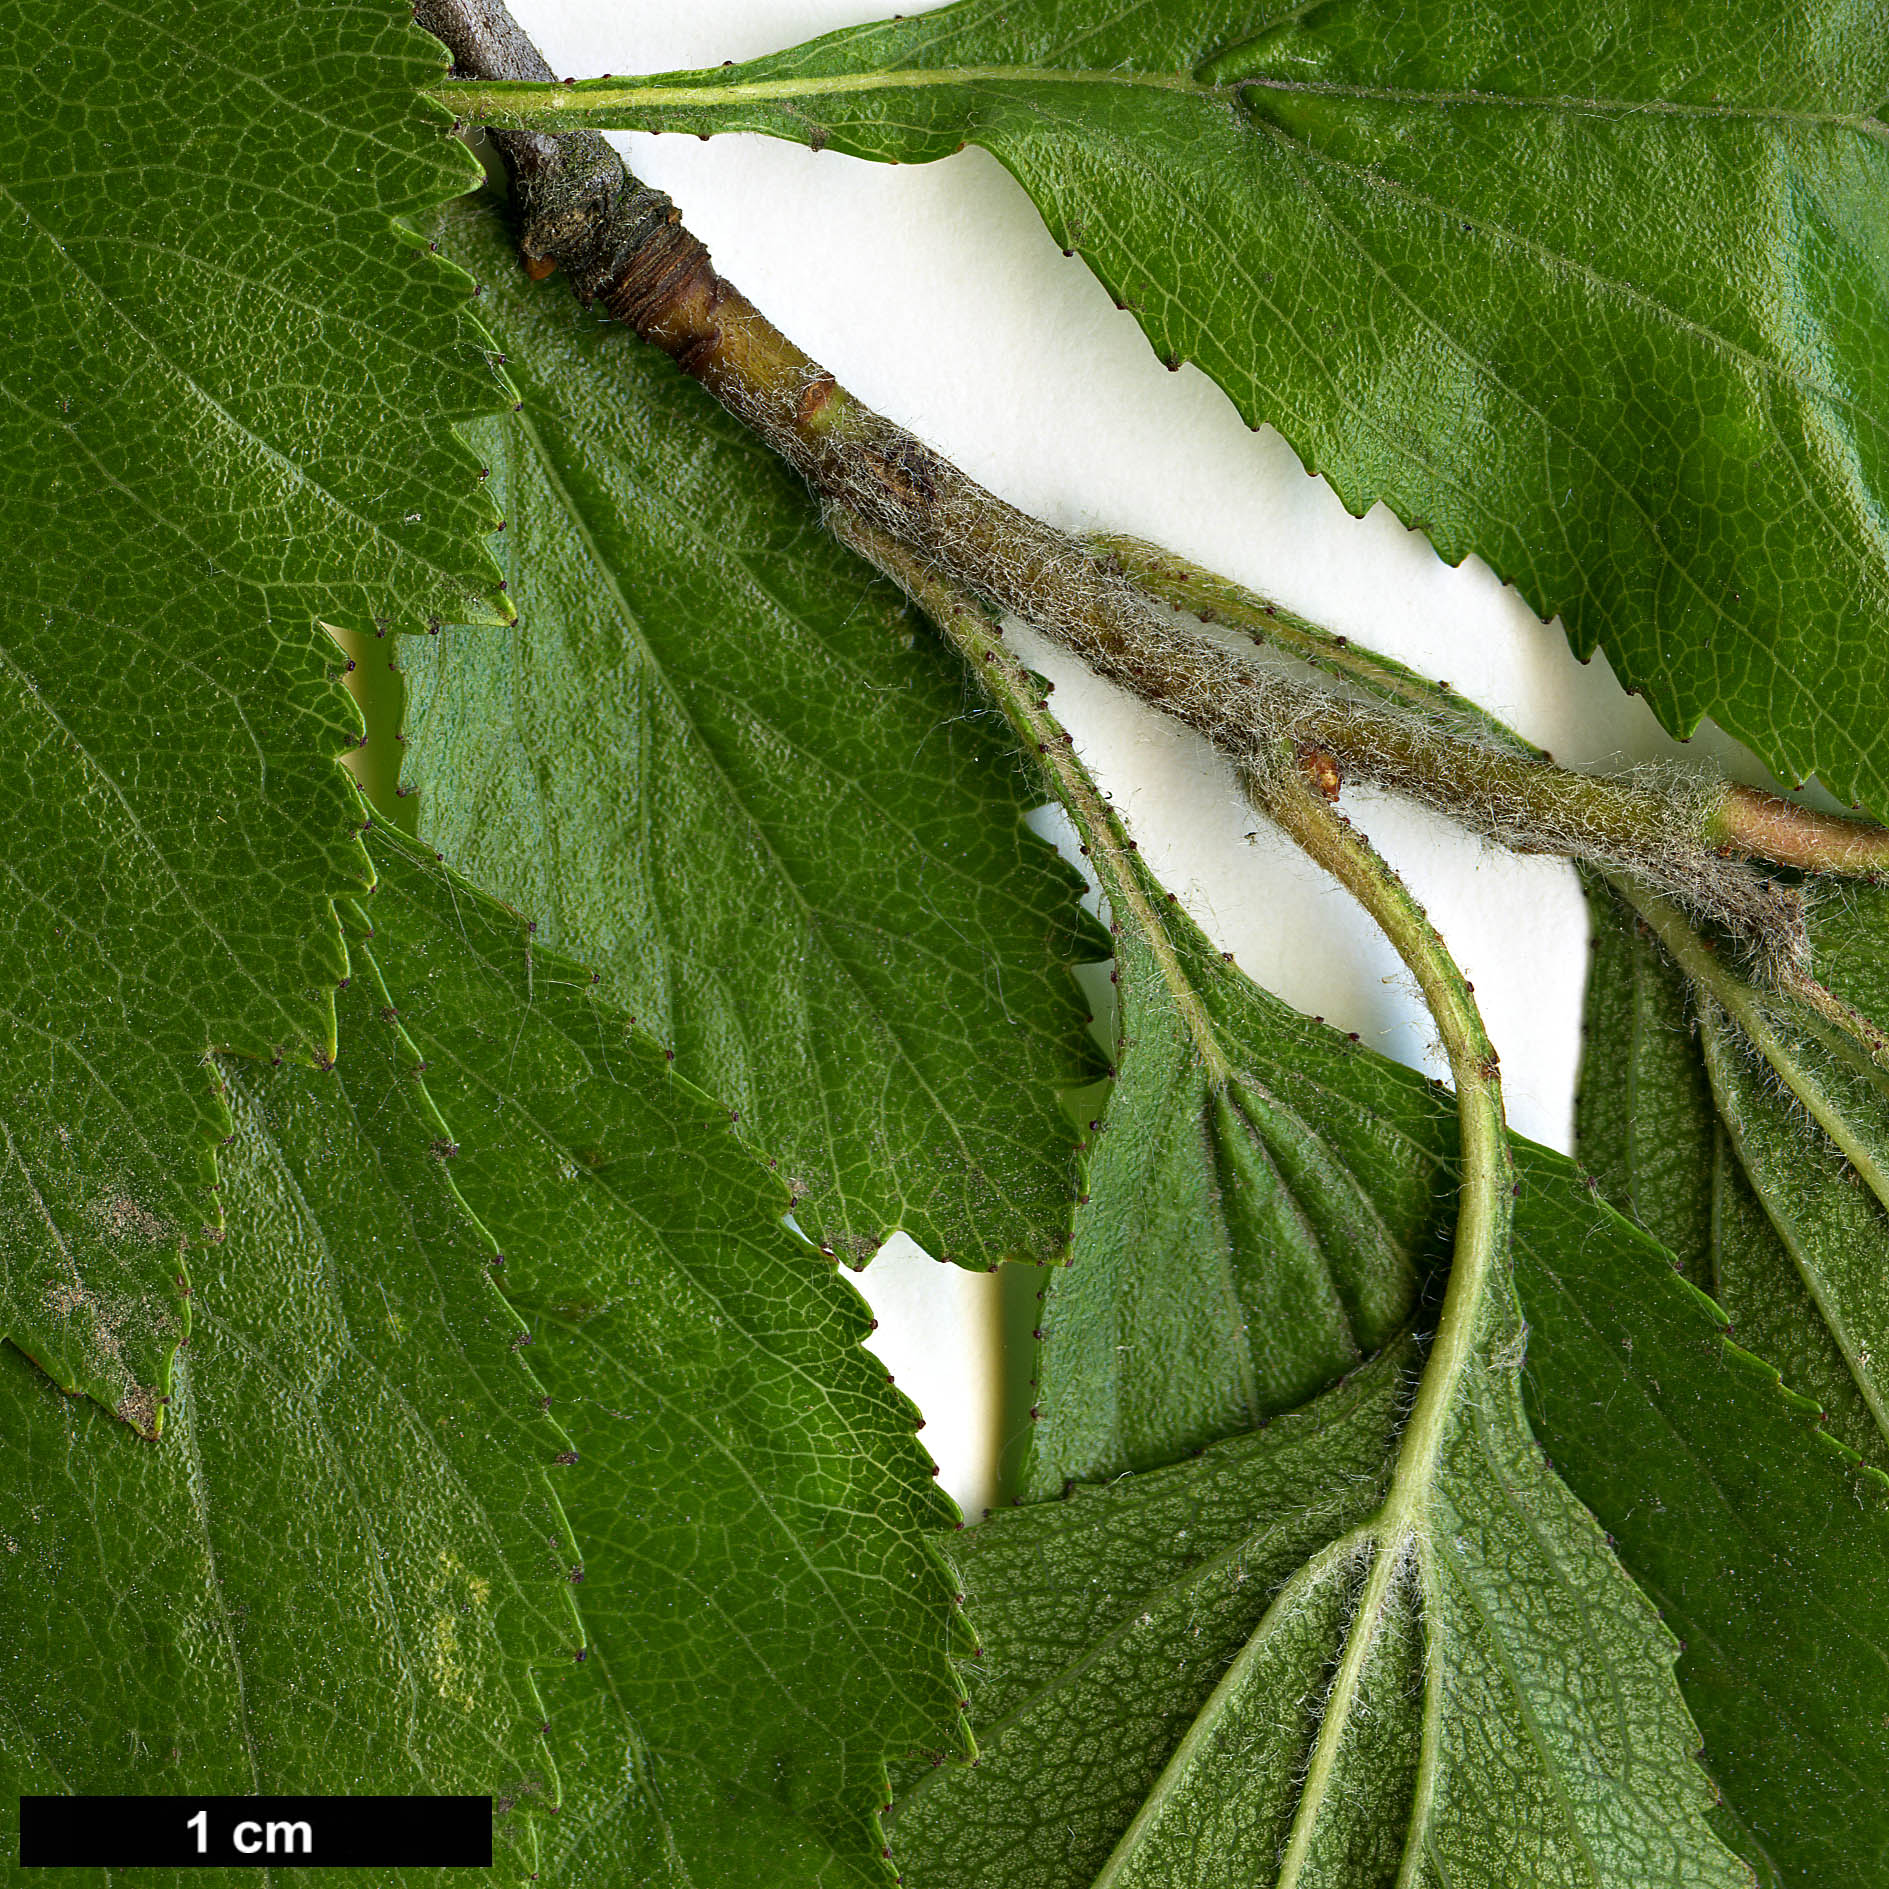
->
508;0;1803;1514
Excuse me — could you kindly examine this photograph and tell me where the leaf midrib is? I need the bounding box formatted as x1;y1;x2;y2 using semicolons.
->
1627;884;1889;1450
1696;1006;1889;1450
463;68;1889;138
896;1463;1385;1827
507;402;1039;1247
1093;1527;1367;1886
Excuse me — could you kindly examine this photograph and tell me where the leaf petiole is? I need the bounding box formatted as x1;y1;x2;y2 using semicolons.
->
847;517;1538;1878
1243;765;1511;1885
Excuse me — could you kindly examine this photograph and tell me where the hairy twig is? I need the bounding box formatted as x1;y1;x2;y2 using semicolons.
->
841;519;1520;1878
1112;535;1889;879
416;0;1889;976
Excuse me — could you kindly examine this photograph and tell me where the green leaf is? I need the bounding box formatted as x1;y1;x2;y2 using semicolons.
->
892;1324;1745;1887
0;0;509;1422
1574;884;1889;1872
473;0;1889;816
897;1120;1889;1887
0;825;967;1887
1522;1129;1889;1889
1029;851;1444;1493
1006;808;1889;1881
1579;879;1889;1472
875;588;1743;1883
399;192;1106;1268
0;912;575;1882
359;834;969;1885
893;1346;1410;1883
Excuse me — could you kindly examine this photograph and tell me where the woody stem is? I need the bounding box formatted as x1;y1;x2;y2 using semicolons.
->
416;0;1889;934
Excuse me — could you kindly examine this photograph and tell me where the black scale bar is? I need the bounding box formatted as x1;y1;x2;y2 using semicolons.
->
20;1796;493;1868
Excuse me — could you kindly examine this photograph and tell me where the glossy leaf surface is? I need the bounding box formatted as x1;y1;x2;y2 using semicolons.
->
0;0;507;1422
488;0;1889;817
363;837;968;1885
0;919;573;1884
401;194;1105;1268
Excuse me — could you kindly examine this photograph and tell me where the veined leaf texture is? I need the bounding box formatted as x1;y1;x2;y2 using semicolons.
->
519;0;1889;818
0;8;976;1882
403;193;1107;1273
6;0;1889;1883
0;0;506;1421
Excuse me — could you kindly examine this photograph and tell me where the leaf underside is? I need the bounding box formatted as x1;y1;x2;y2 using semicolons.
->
1028;856;1447;1494
819;665;1737;1883
4;8;1881;1886
1580;879;1889;1472
550;0;1889;817
913;768;1883;1881
0;0;509;1423
1578;878;1889;1879
893;1322;1746;1888
400;193;1106;1271
902;1122;1889;1889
